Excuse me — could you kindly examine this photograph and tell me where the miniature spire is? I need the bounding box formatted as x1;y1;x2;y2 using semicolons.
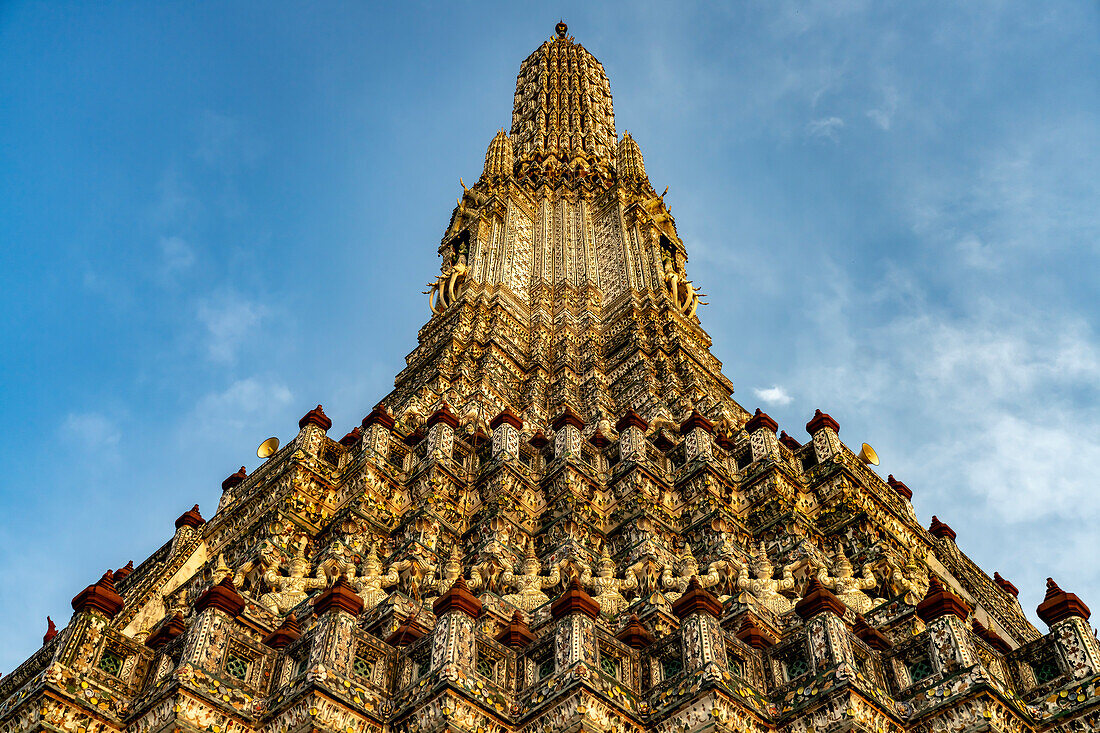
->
481;129;513;182
174;504;205;530
616;132;648;183
299;404;332;431
71;571;125;618
496;609;537;649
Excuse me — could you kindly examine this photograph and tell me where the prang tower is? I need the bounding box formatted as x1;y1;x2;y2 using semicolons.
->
3;23;1098;733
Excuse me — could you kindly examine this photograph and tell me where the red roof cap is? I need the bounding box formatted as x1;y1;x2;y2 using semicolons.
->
805;409;840;435
299;404;332;431
194;577;245;617
386;613;426;646
432;575;482;619
615;614;654;649
425;403;459;430
916;577;969;623
778;431;802;451
853;615;891;651
71;571;124;618
1036;577;1091;626
680;410;714;436
496;610;538;649
174;504;205;530
222;466;247;491
263;613;302;649
744;408;778;435
339;426;362;447
551;406;585;432
361;404;395;431
794;577;847;619
735;615;774;650
550;578;600;620
886;474;913;501
314;576;365;617
615;410;648;433
489;407;523;431
43;616;57;645
928;516;957;542
671;576;723;619
146;612;187;650
993;572;1019;598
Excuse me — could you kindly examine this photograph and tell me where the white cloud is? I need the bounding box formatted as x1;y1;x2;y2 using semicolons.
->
60;412;121;451
753;385;794;406
159;236;195;276
183;377;293;438
806;116;845;142
196;292;267;364
866;85;899;130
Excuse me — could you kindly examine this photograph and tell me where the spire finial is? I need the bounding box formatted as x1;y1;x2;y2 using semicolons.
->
555;21;567;39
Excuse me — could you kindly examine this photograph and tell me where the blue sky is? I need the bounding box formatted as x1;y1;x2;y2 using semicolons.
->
1;2;1098;670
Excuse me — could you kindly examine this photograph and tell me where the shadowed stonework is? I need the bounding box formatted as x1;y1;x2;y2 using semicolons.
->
2;23;1098;733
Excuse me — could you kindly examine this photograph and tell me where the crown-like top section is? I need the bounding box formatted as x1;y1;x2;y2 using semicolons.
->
511;25;616;180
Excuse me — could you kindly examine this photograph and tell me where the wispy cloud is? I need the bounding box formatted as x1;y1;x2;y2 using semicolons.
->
866;85;899;130
60;412;121;451
806;116;845;142
196;292;267;364
754;385;794;406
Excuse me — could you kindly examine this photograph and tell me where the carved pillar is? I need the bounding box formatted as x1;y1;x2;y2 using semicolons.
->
671;577;728;674
361;404;396;456
297;404;333;456
426;404;458;461
552;407;585;461
1037;578;1100;680
183;578;245;673
680;410;714;461
550;579;600;672
431;576;483;674
795;578;856;670
490;408;523;460
805;409;842;464
915;578;979;673
309;578;364;675
745;408;780;463
615;410;648;462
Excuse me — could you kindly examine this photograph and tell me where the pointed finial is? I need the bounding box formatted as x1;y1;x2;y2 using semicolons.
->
555;21;568;39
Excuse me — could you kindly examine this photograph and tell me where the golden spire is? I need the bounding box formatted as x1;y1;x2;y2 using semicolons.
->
616;131;648;183
481;128;513;182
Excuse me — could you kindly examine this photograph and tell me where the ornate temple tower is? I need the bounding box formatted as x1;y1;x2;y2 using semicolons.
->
2;22;1098;733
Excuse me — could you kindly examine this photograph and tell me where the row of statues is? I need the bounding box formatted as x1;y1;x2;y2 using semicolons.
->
223;534;928;620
